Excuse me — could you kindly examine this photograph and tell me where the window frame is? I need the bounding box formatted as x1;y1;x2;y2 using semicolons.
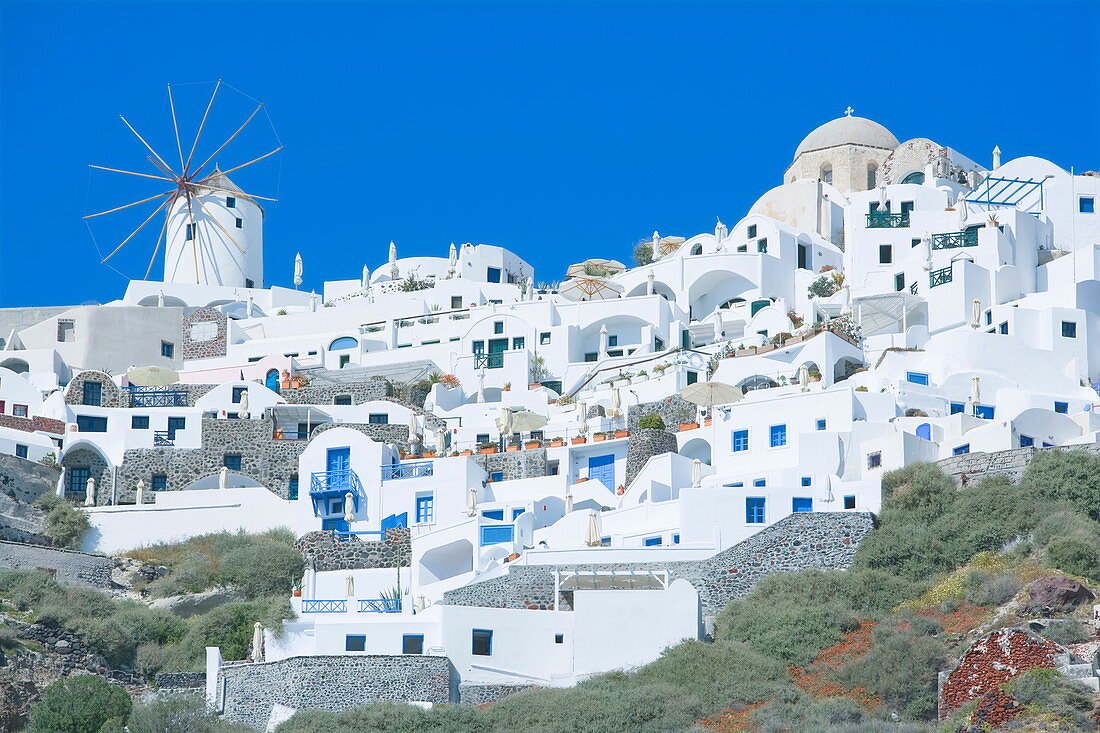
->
731;429;749;453
345;635;366;652
472;629;493;656
745;497;766;524
768;424;787;448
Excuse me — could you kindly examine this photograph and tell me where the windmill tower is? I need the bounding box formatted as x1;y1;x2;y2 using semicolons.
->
164;168;264;288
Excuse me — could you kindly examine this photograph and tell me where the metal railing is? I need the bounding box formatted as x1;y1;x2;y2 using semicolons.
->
931;230;978;249
866;212;909;228
301;599;347;613
381;461;434;480
909;281;918;295
930;266;953;288
359;598;401;613
474;352;504;369
153;431;174;446
128;387;188;408
310;469;363;494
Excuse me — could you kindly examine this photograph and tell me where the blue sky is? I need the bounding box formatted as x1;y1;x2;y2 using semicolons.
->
1;0;1097;307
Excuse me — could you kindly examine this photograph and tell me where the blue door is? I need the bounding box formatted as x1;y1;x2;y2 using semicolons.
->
265;369;280;392
588;454;616;492
916;423;931;441
327;447;351;488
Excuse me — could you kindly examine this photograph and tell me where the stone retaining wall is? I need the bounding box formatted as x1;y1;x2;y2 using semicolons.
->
217;655;452;729
279;380;393;406
626;394;697;434
443;512;874;616
0;454;59;544
0;541;115;588
625;428;679;486
935;442;1100;486
295;528;411;571
472;448;547;481
155;672;206;689
458;682;541;706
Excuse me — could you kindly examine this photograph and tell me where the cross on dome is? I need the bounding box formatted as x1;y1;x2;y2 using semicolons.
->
844;106;854;116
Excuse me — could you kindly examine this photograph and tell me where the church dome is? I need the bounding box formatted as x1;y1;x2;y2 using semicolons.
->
793;114;899;160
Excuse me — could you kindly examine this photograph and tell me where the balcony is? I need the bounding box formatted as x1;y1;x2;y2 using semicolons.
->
474;352;504;369
866;212;909;229
309;470;363;516
381;460;434;480
128;387;188;408
929;266;953;288
358;598;401;613
301;599;347;613
153;431;174;446
931;230;978;249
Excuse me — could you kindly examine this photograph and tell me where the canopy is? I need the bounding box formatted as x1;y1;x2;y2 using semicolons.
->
559;277;624;302
680;381;744;409
566;259;627;278
509;410;548;433
657;235;686;257
127;365;179;387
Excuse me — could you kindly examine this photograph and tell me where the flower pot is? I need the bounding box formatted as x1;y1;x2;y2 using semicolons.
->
529;383;542;390
550;439;565;447
809;375;821;383
459;449;474;456
506;446;520;452
524;442;541;449
292;588;302;597
679;422;699;431
593;434;607;442
703;418;712;427
614;430;629;438
422;450;435;457
480;447;497;454
576;477;589;483
571;437;586;445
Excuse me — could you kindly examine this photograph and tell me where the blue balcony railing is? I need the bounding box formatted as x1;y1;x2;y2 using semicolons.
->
359;598;401;613
153;431;174;446
866;212;909;228
474;352;504;369
128;387;188;408
310;469;362;495
480;524;515;546
931;230;978;249
301;599;347;613
930;266;953;288
381;461;434;480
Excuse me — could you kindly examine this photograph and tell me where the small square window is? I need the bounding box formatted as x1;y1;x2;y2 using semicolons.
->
493;321;504;334
746;497;765;524
368;413;388;424
512;337;525;350
672;533;680;544
487;267;501;283
152;475;167;491
894;273;905;291
161;341;174;358
402;634;424;654
792;497;813;512
816;418;827;431
15;444;27;459
752;478;766;487
1054;401;1069;414
339;354;350;368
12;404;28;418
489;471;504;483
472;629;493;656
643;536;662;546
757;238;768;253
1080;196;1095;214
867;452;882;469
731;429;749;452
1019;435;1034;447
476;433;490;445
131;415;149;429
540;332;551;345
345;635;366;652
801;476;812;487
334;395;352;406
416;495;434;523
554;633;564;644
747;224;757;239
998;322;1008;335
1061;321;1077;338
768;424;787;448
232;386;247;404
223;454;242;471
226;196;236;208
235;217;243;229
974;404;995;419
879;245;893;264
953;444;970;455
950;402;965;414
607;335;618;347
906;372;929;386
843;495;856;510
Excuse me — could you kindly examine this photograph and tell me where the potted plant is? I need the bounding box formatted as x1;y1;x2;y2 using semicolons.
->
478;443;497;454
550;437;566;447
703;416;713;427
809;368;822;383
855;386;868;392
506;444;520;452
652;363;669;376
459;449;474;456
638;414;665;430
524;439;542;449
571;436;586;445
614;429;630;438
986;213;999;228
593;432;608;442
636;369;648;381
503;382;512;392
422;449;436;458
679;420;700;431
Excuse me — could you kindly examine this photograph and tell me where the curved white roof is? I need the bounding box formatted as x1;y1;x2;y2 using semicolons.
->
793;115;899;160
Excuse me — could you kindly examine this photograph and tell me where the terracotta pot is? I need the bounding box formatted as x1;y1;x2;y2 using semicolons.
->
550;439;565;447
524;442;541;449
506;446;520;452
292;589;302;597
459;449;474;456
593;434;607;442
422;450;435;457
571;437;586;445
679;422;700;431
614;430;629;438
703;418;713;427
528;383;542;390
480;447;497;454
576;477;589;483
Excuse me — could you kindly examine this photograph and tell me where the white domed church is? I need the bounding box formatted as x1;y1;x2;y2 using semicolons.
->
784;108;900;193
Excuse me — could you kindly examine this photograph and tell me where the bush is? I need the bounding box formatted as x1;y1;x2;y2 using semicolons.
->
1021;449;1100;521
807;275;840;299
631;639;789;708
164;598;293;670
1039;619;1092;645
128;694;253;732
633;240;653;267
1044;536;1100;580
637;414;666;431
1009;667;1094;730
33;494;90;549
277;703;488;733
28;675;132;733
962;570;1021;607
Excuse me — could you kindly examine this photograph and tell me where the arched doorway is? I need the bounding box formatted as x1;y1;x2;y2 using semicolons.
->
265;369;281;392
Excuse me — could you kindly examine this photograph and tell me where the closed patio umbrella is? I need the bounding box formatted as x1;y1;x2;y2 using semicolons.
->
219;466;229;490
84;476;96;507
293;252;303;289
407;413;422;450
345;575;355;598
971;299;981;329
238;388;250;419
344;492;355;523
467;486;478;517
692;459;702;488
435;427;447;456
584;510;601;547
970;376;981;407
799;365;810;393
127;365;179;387
135;478;145;505
608;387;622;419
251;622;264;662
565;489;574;514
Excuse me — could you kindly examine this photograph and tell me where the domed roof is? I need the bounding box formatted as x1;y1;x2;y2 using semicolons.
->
793;115;899;160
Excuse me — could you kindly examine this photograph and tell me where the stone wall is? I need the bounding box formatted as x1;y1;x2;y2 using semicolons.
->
625;428;679;486
0;541;115;588
444;512;874;616
181;307;228;361
935;443;1100;486
473;448;547;481
59;447;111;504
626;394;697;434
458;682;541;706
279;380;393;406
64;370;122;407
0;414;65;436
155;672;206;689
295;528;411;571
217;655;452;729
116;418;408;503
0;454;59;544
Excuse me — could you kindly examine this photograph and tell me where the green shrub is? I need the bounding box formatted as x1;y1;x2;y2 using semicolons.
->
164;598;293;671
277;703;488;733
1044;536;1100;580
1040;619;1092;645
962;569;1021;607
1009;667;1094;730
220;541;304;598
34;495;90;549
127;694;253;732
630;639;789;708
28;675;132;733
1021;449;1100;521
637;414;666;431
